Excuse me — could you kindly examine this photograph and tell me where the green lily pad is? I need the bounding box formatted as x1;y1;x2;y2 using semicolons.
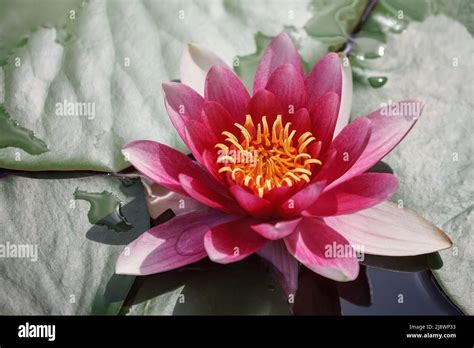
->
432;0;474;35
0;0;344;172
0;0;84;63
0;174;149;314
350;10;474;313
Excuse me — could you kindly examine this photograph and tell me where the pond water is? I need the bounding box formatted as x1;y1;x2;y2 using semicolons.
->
342;268;463;315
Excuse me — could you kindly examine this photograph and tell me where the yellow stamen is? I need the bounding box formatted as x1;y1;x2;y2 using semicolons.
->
244;114;255;131
215;114;322;198
298;137;316;153
284;171;301;182
272;115;282;143
294;153;311;161
215;143;229;152
300;174;311;183
298;132;313;144
231;167;245;180
256;124;262;144
304;158;322;166
218;166;232;174
244;175;252;186
234;123;251;147
293;167;312;176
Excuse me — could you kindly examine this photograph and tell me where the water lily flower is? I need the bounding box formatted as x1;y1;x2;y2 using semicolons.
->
116;33;452;296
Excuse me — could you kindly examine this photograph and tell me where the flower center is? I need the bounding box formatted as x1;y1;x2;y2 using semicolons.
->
215;114;322;198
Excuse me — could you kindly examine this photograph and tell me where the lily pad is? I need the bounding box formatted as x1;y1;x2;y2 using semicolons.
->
350;13;474;313
0;0;84;63
0;0;334;172
0;174;149;314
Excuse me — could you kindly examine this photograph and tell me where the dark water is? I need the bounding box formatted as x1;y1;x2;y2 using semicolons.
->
342;268;463;315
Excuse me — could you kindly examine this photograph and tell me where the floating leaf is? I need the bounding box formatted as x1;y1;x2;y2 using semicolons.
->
0;174;149;314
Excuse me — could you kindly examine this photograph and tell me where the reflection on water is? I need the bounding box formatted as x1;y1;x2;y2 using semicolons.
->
342;267;463;315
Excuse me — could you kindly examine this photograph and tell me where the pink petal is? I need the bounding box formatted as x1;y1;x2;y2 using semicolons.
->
309;92;341;154
202;101;235;141
183;122;225;184
178;173;243;215
265;63;306;112
180;43;227;96
324;201;453;256
305;53;342;109
263;184;298;206
184;119;216;164
334;52;353;137
163;82;204;146
284;217;360;281
258;240;299;297
204;218;267;264
246;89;284;125
315;117;371;184
230;185;273;218
304;173;399;216
253;32;304;94
251;217;302;240
291;108;312;136
330;100;423;188
307;140;322;162
184;120;235;178
116;209;235;275
201;149;225;184
205;65;250;123
279;181;326;217
122;141;219;199
141;178;205;219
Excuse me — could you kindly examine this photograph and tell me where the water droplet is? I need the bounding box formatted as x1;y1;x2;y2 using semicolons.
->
353;38;386;60
73;189;132;232
368;76;388;88
0;105;49;155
